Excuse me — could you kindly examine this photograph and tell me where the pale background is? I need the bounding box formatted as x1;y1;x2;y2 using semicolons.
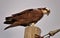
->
0;0;60;38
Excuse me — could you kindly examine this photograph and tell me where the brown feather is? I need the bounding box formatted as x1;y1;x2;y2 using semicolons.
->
4;8;45;30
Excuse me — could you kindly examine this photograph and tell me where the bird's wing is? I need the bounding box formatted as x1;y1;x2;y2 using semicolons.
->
12;9;33;17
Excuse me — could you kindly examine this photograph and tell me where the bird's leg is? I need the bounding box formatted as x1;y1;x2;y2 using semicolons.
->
30;23;36;26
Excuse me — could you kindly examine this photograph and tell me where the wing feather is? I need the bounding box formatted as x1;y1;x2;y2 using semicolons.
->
12;9;33;17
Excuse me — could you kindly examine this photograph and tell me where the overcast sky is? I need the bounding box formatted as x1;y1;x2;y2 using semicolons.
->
0;0;60;38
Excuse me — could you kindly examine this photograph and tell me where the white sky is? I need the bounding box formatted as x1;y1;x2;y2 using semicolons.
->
0;0;60;38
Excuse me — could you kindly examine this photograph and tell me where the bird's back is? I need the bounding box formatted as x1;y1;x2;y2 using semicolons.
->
12;9;43;22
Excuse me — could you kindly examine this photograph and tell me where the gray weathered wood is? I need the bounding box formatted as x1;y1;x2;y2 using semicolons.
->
24;23;41;38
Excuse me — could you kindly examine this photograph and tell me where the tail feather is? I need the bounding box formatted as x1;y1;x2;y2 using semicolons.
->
4;26;13;30
4;21;13;24
5;17;12;20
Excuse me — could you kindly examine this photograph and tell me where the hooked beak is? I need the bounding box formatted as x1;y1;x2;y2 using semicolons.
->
47;11;50;16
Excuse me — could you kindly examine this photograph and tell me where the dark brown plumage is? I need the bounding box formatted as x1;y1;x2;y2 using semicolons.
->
4;7;50;30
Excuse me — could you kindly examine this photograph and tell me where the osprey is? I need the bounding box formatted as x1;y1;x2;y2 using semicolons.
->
4;7;50;30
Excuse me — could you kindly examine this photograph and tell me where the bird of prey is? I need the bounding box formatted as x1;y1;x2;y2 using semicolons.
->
4;7;50;30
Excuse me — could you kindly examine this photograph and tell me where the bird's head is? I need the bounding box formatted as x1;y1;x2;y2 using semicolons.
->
38;7;50;16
